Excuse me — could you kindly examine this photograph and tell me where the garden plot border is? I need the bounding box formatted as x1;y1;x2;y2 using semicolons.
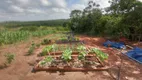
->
34;52;109;72
55;40;84;44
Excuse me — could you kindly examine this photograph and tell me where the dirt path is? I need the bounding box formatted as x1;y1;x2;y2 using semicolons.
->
0;35;142;80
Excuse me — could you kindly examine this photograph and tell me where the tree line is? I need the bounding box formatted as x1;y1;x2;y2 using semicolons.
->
68;0;142;41
0;19;69;28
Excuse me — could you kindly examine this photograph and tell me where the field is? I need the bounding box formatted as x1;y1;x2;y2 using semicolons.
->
0;25;142;80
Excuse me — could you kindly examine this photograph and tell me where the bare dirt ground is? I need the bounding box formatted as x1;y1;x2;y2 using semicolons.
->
0;34;142;80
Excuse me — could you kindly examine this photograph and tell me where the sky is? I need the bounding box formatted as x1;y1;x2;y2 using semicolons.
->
0;0;110;22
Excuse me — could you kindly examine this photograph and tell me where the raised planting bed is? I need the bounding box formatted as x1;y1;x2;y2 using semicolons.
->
55;40;84;44
34;47;109;72
33;55;109;72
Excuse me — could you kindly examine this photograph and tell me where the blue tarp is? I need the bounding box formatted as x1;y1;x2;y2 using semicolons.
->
103;40;126;49
125;47;142;64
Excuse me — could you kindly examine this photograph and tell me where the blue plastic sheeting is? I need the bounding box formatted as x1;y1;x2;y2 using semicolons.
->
125;47;142;64
103;40;126;49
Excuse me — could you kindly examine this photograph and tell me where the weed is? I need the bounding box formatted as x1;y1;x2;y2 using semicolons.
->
27;42;36;56
4;53;15;65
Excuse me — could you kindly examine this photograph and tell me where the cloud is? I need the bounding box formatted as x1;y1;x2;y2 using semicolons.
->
10;5;24;13
52;8;69;13
0;0;110;21
71;4;86;10
41;0;52;6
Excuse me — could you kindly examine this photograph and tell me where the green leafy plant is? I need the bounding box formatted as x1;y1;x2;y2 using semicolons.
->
41;39;51;45
77;45;86;51
77;45;87;60
40;45;54;56
78;51;87;60
27;42;36;56
4;53;15;65
39;56;54;66
91;48;108;61
44;56;54;62
61;49;72;62
59;37;68;41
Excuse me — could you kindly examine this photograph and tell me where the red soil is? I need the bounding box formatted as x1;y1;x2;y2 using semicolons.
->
0;35;142;80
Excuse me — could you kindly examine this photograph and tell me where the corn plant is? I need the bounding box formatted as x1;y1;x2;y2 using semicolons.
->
0;31;30;45
0;29;55;46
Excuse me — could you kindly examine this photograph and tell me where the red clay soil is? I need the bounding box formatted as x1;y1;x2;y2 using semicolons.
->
0;35;142;80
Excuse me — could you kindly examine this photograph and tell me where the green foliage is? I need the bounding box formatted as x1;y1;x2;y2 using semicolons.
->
77;45;86;51
41;39;51;45
27;42;36;55
78;51;87;60
39;56;54;66
0;19;69;27
68;0;142;40
59;37;68;41
40;45;54;56
0;31;30;45
91;48;108;61
44;56;54;62
19;26;38;31
0;26;65;45
4;53;15;64
61;49;72;62
77;45;87;60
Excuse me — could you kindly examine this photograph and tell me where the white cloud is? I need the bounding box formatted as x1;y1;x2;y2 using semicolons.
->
27;9;45;14
10;5;24;13
51;0;67;8
41;0;52;6
0;0;111;21
80;0;110;8
71;4;86;10
52;8;69;13
16;0;29;4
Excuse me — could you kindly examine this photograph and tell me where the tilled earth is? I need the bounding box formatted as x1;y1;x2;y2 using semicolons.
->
0;35;142;80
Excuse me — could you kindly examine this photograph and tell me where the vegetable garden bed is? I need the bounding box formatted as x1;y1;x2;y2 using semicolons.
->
55;40;83;44
34;45;109;72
